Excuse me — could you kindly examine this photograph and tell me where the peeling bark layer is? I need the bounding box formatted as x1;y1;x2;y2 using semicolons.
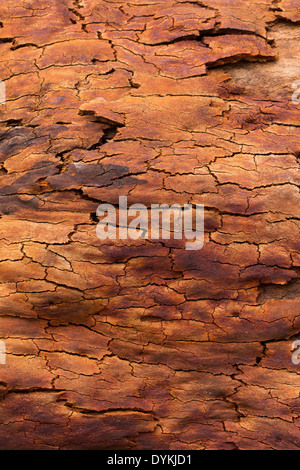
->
0;0;299;450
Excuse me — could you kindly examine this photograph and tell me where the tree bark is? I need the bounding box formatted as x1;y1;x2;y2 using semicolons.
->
0;0;299;450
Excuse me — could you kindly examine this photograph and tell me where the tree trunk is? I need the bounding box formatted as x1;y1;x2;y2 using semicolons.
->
0;0;299;450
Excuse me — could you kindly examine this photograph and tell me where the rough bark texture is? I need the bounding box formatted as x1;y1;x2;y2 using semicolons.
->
0;0;299;450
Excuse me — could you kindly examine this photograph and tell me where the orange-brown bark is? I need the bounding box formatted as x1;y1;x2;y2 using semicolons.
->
0;0;299;450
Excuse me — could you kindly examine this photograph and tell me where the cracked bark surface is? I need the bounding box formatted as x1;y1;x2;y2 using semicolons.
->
0;0;299;450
